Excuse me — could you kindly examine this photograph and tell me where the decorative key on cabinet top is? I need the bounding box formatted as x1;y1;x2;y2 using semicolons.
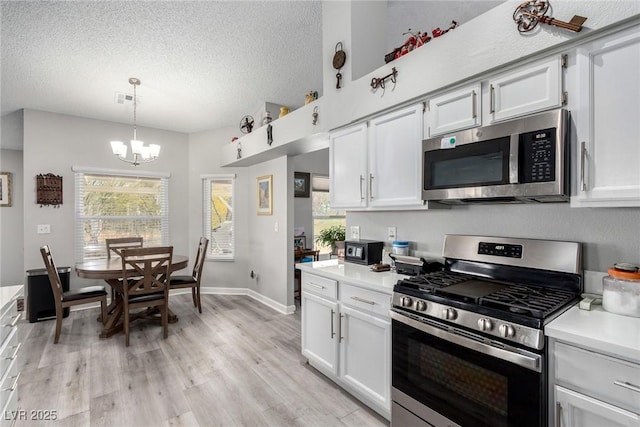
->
333;42;346;89
513;0;587;33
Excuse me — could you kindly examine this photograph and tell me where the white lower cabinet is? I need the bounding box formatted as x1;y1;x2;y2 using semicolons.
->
556;386;640;427
550;339;640;427
338;305;391;414
301;273;391;420
301;291;338;375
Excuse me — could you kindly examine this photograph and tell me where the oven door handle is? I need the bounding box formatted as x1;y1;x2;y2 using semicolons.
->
391;310;542;372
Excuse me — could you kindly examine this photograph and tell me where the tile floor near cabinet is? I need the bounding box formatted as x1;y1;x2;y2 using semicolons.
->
17;294;387;427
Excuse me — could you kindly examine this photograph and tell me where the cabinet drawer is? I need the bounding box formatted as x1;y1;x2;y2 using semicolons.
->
0;357;19;420
302;273;337;300
555;341;640;414
0;382;17;427
0;300;18;346
0;328;18;382
339;283;391;317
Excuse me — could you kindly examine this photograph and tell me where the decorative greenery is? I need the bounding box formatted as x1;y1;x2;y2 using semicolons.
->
315;224;346;249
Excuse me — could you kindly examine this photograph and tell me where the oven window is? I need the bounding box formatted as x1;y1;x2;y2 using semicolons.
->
425;136;511;190
393;319;543;427
416;343;508;417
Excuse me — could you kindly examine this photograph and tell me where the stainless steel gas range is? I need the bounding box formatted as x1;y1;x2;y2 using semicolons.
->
390;235;582;427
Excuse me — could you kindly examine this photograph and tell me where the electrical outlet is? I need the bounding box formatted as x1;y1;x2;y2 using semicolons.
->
37;224;51;234
350;226;360;240
387;227;397;241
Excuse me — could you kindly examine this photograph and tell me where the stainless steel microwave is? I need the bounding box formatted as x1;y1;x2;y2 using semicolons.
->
422;109;570;204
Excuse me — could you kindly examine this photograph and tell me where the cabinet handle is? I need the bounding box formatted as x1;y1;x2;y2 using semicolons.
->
614;380;640;394
5;343;21;361
351;296;375;305
580;141;587;191
330;309;336;339
369;174;374;200
339;313;344;342
307;282;325;290
359;175;364;201
489;84;495;114
472;90;477;119
556;402;562;427
2;372;20;392
3;314;19;328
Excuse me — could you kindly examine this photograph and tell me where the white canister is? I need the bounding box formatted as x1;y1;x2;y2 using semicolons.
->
392;241;409;256
602;263;640;318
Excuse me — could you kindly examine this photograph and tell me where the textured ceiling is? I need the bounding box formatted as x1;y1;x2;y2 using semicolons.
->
1;1;503;138
1;1;323;134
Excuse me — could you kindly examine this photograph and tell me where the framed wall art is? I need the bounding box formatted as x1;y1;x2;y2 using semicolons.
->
0;172;12;207
294;172;310;198
294;236;306;250
257;175;273;215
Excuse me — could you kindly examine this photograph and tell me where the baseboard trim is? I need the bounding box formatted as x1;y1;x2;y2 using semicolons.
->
70;286;297;315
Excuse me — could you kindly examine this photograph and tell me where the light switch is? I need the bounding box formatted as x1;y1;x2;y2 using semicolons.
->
350;226;360;240
388;227;397;241
37;224;51;234
274;222;278;232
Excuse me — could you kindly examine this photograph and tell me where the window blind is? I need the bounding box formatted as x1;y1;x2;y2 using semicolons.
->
203;174;235;260
75;171;169;262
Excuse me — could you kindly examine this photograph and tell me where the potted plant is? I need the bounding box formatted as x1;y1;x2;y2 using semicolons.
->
315;224;346;256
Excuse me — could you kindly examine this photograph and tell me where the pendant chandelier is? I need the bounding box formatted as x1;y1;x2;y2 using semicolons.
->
110;78;160;166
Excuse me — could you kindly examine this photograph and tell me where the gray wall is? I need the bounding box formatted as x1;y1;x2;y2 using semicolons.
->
348;204;640;272
22;109;190;290
0;148;24;286
187;127;250;288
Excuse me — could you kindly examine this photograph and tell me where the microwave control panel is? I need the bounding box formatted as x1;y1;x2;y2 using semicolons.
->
519;128;556;183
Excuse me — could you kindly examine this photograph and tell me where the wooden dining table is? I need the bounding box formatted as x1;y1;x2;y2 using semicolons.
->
75;255;188;338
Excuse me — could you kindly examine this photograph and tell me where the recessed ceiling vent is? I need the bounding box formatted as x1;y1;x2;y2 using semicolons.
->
114;92;141;105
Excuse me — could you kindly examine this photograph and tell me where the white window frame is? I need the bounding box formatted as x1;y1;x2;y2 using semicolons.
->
73;166;170;263
202;174;235;261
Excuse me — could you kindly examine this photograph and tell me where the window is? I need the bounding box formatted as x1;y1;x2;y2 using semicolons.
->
74;169;169;262
203;174;235;260
312;175;345;254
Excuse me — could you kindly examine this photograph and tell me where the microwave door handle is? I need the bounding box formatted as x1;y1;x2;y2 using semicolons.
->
509;135;519;184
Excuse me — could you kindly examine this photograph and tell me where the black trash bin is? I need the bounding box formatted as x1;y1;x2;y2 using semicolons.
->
26;267;71;322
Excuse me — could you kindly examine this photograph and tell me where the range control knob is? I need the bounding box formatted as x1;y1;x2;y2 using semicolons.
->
499;324;516;338
477;318;493;331
442;307;458;321
401;296;413;308
415;300;427;312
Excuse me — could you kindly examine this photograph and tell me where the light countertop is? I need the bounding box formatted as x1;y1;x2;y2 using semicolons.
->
0;285;23;310
296;259;408;294
545;305;640;363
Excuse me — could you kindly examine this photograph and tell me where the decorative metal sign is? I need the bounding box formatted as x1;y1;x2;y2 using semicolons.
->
513;1;586;33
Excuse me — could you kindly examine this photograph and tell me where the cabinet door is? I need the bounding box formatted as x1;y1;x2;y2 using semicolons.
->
556;386;640;427
368;104;423;207
329;123;368;209
572;25;640;207
301;291;338;375
488;55;563;123
338;305;391;415
426;83;481;137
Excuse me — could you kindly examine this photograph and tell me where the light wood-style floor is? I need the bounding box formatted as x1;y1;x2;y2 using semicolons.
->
17;294;388;427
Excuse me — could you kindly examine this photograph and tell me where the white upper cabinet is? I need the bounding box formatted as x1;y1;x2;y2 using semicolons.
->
368;104;424;207
329;123;368;209
488;55;563;123
330;104;425;210
425;83;481;137
571;25;640;207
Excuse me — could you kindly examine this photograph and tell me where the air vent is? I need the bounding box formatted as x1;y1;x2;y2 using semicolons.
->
114;92;140;105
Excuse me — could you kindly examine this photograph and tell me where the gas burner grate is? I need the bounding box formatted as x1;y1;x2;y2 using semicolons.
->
400;271;470;290
480;285;577;319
